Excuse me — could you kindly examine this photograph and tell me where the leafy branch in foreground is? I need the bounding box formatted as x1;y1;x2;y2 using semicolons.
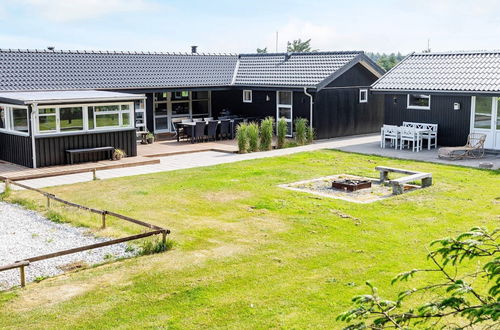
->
337;227;500;329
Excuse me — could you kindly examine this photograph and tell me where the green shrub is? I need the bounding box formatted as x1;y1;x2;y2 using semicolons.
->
247;122;260;152
236;123;249;153
294;118;308;145
139;238;174;255
259;117;274;151
306;126;315;144
277;118;287;149
46;210;65;223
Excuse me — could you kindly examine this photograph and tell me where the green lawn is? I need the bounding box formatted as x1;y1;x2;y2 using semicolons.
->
0;150;498;329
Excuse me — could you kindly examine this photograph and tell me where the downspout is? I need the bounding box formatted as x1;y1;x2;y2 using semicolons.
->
303;87;314;129
30;103;38;169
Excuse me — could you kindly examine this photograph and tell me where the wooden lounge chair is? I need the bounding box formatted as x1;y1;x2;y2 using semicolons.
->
438;133;486;160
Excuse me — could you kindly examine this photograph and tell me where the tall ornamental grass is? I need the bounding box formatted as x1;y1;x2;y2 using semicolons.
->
294;118;308;145
277;118;287;149
236;123;249;153
247;122;260;152
259;117;274;151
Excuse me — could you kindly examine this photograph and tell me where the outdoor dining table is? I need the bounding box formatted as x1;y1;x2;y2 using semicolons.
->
380;126;430;152
176;120;234;142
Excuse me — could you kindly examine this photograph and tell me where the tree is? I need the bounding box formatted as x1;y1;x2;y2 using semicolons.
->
366;52;405;71
257;47;268;54
338;227;500;329
287;38;317;53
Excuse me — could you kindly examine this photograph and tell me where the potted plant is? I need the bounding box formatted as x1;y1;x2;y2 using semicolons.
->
113;149;126;160
146;132;155;144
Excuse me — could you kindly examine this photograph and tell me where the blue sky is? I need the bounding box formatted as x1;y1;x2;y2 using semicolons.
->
0;0;499;54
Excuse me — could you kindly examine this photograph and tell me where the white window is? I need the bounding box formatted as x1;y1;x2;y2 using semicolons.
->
35;102;133;135
0;105;30;135
243;90;253;103
359;89;368;103
276;91;293;137
407;94;431;110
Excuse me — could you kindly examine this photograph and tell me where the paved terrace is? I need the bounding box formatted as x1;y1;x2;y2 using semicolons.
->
0;134;498;191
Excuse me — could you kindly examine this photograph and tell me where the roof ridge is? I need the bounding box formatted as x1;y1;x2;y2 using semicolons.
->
0;48;239;56
412;50;500;56
238;50;363;57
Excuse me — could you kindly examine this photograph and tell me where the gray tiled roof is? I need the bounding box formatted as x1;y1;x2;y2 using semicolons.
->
0;49;238;91
0;49;381;91
234;51;364;87
372;51;500;93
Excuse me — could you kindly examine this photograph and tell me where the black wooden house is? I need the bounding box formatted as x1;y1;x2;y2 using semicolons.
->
0;49;385;168
371;51;500;151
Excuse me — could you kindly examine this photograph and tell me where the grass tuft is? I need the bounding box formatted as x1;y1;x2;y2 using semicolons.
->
138;238;175;255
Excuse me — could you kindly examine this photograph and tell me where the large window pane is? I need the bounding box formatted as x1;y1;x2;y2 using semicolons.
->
192;91;208;99
192;100;208;115
0;106;6;129
154;103;167;116
96;113;119;127
95;105;120;112
497;98;500;130
278;107;292;119
122;113;130;126
39;116;56;131
155;92;168;102
278;91;292;105
12;108;28;133
474;97;492;129
172;102;189;115
60;107;83;132
155;117;168;130
172;91;189;101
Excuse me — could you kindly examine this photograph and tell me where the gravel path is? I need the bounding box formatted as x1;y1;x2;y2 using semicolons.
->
0;202;135;290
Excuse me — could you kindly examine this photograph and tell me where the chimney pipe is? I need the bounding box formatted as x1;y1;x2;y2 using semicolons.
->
191;45;198;54
47;46;55;51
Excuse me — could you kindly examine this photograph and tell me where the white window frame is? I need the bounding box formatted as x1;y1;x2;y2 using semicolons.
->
0;104;30;136
407;94;431;110
359;89;368;103
276;90;293;137
35;102;133;136
243;90;253;103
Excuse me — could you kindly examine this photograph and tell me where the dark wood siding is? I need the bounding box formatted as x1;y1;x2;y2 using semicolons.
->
326;63;380;88
314;89;384;139
35;129;137;167
383;94;471;146
0;132;33;167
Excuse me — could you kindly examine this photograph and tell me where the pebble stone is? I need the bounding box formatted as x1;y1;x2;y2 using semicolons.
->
0;202;135;290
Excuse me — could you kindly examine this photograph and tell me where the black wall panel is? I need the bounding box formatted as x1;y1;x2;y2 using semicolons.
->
383;94;472;146
0;132;33;168
35;129;137;167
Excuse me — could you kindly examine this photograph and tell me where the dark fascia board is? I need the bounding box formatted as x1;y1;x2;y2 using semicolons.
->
315;53;385;91
231;85;315;92
371;89;500;97
0;97;26;105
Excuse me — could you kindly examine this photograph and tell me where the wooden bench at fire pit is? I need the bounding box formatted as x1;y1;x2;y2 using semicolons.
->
66;146;114;165
375;166;432;195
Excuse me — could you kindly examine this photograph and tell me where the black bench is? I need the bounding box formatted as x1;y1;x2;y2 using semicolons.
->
66;146;114;165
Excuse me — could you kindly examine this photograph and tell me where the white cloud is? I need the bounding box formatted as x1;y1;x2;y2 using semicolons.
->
13;0;159;22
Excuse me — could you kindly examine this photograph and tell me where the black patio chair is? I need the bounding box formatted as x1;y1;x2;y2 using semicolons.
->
194;121;207;143
219;120;231;140
207;120;218;141
184;124;194;143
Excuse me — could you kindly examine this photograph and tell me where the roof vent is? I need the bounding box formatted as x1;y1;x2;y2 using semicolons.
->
285;52;292;61
47;46;55;51
191;45;198;54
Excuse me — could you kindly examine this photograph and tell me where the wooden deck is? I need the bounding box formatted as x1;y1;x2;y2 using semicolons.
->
0;139;238;181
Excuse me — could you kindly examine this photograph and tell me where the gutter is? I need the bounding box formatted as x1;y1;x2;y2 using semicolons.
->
303;87;314;129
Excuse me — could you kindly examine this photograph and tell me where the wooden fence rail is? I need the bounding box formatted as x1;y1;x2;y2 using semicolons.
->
0;178;171;289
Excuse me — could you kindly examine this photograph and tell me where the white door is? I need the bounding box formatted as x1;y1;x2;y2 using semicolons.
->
470;96;500;150
277;91;293;137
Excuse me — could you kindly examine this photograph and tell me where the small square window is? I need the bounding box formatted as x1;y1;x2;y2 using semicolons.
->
359;89;368;103
243;90;252;103
407;94;431;110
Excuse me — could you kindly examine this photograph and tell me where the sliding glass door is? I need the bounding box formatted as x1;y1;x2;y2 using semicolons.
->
153;91;211;133
471;96;500;150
